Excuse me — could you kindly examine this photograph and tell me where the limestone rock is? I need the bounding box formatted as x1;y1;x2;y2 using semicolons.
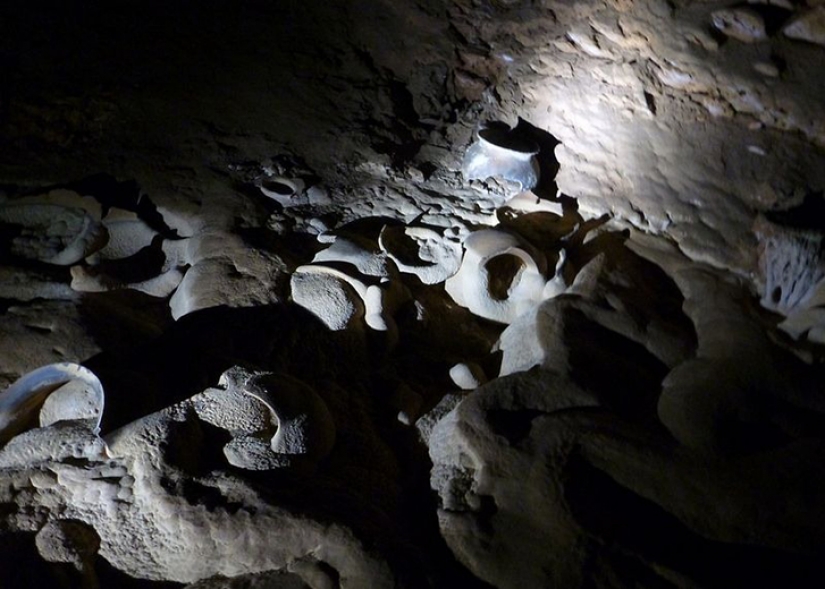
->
71;264;185;298
290;269;366;331
378;224;462;285
0;362;104;447
428;360;825;588
752;211;825;344
754;214;825;315
0;303;102;388
444;228;552;324
35;519;100;569
1;1;825;586
311;236;392;278
448;362;487;390
260;177;307;208
221;368;336;468
185;570;310;588
0;384;394;586
497;234;696;377
428;371;600;588
784;6;825;46
0;201;106;265
0;421;108;470
169;232;288;320
0;266;76;302
292;236;409;338
629;233;825;455
93;207;159;261
711;8;767;43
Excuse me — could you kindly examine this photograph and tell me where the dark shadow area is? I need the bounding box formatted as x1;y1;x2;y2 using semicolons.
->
486;254;526;301
486;407;545;445
764;191;825;231
0;531;67;588
514;117;561;199
77;289;174;356
565;454;825;588
66;174;178;238
75;294;497;586
77;238;170;285
496;210;581;251
372;80;427;169
85;302;374;433
225;383;498;589
96;558;184;589
565;308;669;428
735;2;793;35
572;230;699;358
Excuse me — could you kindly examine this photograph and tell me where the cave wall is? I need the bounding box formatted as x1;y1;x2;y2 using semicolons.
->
356;0;825;274
4;1;825;277
2;1;825;588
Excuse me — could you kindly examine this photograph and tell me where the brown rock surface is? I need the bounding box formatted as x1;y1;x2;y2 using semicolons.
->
1;0;825;587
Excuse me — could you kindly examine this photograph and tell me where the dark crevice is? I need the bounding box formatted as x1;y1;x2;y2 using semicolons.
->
179;478;246;515
75;238;169;285
70;174;179;239
96;558;184;589
565;309;670;427
765;191;825;232
485;254;524;301
487;408;544;444
735;3;793;36
0;298;19;314
513;118;561;199
644;90;657;115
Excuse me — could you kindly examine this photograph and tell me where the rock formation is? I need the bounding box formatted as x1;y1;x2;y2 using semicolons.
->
1;1;824;587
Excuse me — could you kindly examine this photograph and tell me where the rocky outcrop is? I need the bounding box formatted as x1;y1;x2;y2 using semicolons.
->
420;0;825;274
428;233;825;588
1;0;825;587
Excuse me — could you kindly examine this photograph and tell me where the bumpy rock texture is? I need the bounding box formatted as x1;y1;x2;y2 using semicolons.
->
1;0;825;587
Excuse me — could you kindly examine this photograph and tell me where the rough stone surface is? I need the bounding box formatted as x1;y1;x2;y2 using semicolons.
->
0;302;102;388
711;8;767;43
1;0;825;587
784;6;825;47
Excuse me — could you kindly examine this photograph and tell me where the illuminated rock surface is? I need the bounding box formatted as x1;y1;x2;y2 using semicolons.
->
1;0;824;587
